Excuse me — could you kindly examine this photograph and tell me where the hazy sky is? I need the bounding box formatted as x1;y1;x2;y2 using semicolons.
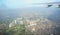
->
0;0;60;8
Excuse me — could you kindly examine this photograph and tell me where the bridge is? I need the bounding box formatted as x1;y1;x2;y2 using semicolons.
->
33;2;60;8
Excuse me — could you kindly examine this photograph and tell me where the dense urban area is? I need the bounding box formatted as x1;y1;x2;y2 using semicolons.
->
0;4;60;35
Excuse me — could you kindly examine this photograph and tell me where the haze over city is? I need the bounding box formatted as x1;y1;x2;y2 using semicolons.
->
0;0;60;35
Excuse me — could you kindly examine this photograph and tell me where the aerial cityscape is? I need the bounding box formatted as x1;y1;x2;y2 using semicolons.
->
0;0;60;35
0;7;60;35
